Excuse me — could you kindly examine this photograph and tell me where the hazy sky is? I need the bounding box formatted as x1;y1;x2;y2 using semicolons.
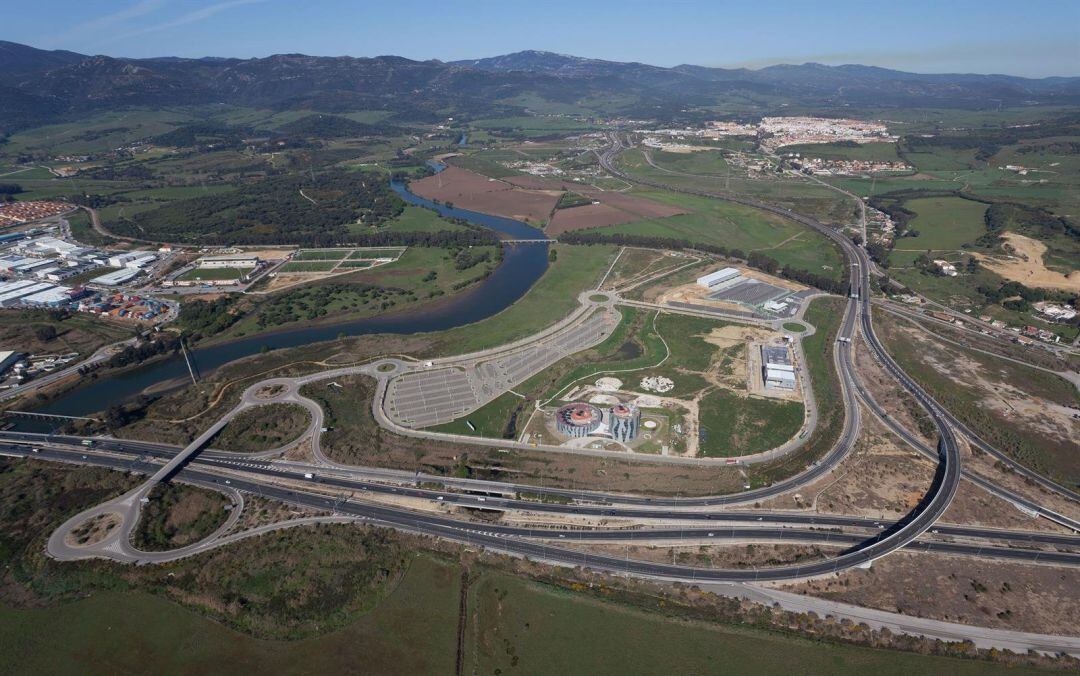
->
6;0;1079;77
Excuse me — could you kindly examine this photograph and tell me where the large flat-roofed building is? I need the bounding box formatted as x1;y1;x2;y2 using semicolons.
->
696;267;741;289
0;282;53;307
92;268;142;286
197;255;259;269
762;344;796;390
22;286;72;307
0;350;24;375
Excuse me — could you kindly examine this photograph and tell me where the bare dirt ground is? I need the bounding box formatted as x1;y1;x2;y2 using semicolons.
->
758;412;935;518
975;232;1080;292
854;337;935;445
890;321;1077;458
782;551;1080;636
567;542;836;570
548;203;639;234
657;267;805;311
410;166;559;223
64;512;121;547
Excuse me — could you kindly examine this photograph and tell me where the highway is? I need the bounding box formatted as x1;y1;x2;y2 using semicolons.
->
16;445;1077;570
22;132;1074;587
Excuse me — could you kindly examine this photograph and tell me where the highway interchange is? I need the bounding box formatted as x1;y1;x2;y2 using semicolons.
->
4;134;1078;653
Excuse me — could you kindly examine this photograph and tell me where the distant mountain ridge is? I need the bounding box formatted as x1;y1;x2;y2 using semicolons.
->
1;41;1078;133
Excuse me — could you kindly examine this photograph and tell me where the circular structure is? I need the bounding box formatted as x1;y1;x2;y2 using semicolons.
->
610;403;641;442
643;419;658;430
555;402;603;438
595;377;623;391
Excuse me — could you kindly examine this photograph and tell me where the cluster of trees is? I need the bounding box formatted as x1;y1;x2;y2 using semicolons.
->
151;122;252;149
561;232;848;294
0;183;23;196
83;164;156;181
178;297;241;340
119;170;405;245
984;202;1080;239
275;114;402;139
106;334;182;369
255;282;410;328
453;247;493;271
351;229;499;248
900;115;1080;163
976;280;1077;310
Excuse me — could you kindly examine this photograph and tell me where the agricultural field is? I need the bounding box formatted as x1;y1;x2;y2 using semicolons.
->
588;188;846;279
783;141;902;162
893;196;988;251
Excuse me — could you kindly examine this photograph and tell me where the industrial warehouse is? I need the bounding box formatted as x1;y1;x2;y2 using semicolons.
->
762;345;797;391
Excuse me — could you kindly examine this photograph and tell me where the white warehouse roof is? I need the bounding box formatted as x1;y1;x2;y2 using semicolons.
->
697;267;742;288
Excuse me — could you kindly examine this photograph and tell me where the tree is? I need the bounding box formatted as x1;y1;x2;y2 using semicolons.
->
34;325;57;342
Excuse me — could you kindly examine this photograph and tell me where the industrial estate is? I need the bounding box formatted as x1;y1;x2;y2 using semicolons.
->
0;10;1077;674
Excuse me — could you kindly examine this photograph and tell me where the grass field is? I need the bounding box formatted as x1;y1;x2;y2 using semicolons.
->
587;182;846;279
698;390;804;457
783;142;901;162
374;205;468;234
462;568;1041;676
0;309;130;357
876;310;1080;486
278;261;340;272
177;266;248;281
896;196;988;251
424;244;616;354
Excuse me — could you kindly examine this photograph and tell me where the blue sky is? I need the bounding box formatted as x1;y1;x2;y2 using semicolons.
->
5;0;1079;77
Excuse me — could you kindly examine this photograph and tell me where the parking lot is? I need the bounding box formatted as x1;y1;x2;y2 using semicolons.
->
385;308;619;428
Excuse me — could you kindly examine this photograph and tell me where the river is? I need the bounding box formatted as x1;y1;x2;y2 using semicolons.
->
21;174;550;424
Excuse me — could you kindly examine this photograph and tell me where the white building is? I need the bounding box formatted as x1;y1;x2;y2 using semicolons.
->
932;259;958;277
762;345;797;390
697;267;741;289
197;255;259;269
92;268;142;286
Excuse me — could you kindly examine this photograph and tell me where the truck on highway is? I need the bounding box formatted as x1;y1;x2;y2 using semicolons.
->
81;439;94;447
303;473;313;479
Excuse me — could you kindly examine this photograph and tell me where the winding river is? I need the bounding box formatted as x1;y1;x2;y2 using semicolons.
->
23;174;550;423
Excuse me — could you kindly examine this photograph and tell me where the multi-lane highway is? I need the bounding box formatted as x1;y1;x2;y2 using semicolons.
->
13;444;1076;571
18;133;1075;592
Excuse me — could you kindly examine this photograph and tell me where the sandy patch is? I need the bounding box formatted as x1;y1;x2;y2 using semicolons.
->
65;512;122;547
702;324;776;348
595;377;623;390
975;232;1080;292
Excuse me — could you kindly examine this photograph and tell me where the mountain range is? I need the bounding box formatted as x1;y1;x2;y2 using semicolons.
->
2;41;1078;133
